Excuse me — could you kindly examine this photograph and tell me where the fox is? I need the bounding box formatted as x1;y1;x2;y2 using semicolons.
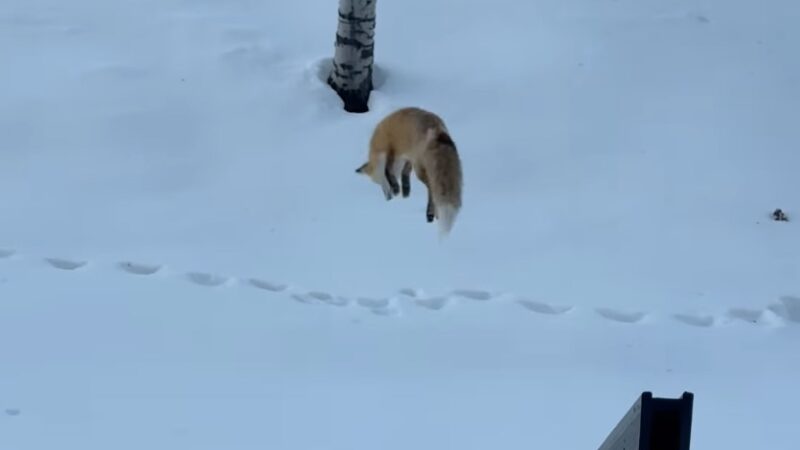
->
355;107;463;236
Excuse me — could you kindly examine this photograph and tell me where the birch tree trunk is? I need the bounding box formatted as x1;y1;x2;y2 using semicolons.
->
328;0;376;113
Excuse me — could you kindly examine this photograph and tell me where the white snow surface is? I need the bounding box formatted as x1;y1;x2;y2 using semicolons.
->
1;0;799;448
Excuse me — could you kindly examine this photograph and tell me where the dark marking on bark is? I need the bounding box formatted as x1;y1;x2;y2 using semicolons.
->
336;34;369;48
360;46;374;60
338;11;376;23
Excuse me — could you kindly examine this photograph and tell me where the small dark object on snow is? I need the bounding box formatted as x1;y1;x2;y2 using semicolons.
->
772;209;789;222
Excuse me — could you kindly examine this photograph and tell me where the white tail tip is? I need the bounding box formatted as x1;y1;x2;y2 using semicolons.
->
436;204;459;238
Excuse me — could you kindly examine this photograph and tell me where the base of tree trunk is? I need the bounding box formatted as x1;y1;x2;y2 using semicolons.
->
328;75;372;113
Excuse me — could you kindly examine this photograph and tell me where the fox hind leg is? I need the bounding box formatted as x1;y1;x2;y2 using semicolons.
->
426;190;435;222
416;165;435;222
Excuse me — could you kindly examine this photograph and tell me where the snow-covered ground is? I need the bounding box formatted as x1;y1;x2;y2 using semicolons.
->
1;0;798;448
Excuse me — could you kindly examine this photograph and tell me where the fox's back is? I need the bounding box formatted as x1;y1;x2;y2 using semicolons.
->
370;107;448;157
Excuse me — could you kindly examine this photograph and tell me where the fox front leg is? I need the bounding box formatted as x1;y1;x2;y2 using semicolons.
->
372;153;395;201
381;182;394;201
384;151;400;197
401;161;412;198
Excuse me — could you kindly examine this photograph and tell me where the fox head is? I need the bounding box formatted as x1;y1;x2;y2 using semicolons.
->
356;160;394;201
355;161;380;184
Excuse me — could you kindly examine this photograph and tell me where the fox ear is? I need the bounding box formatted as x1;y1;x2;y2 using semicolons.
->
355;162;368;174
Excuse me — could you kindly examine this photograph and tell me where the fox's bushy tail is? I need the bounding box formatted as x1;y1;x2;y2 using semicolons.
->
436;203;459;237
427;130;463;238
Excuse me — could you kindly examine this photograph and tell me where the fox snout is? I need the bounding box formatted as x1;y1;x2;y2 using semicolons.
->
356;162;379;182
355;161;380;185
355;162;369;174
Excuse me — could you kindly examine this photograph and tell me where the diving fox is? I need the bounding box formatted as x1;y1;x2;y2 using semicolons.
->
355;107;463;236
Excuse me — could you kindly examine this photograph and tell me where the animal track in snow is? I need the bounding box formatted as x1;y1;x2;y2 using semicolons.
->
301;291;350;307
727;308;763;324
5;246;797;329
451;289;492;301
291;292;336;304
595;308;646;324
45;258;87;271
672;313;715;328
357;297;391;309
767;296;800;323
118;261;161;275
307;291;334;301
415;296;449;311
248;278;287;292
356;297;398;316
186;272;229;287
398;288;419;297
517;300;572;315
5;408;20;416
324;296;351;307
291;294;315;304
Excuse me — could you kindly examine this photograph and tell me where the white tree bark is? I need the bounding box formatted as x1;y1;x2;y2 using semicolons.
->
328;0;376;113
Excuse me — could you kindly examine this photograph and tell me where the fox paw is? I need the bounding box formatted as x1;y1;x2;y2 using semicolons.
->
426;213;434;222
382;186;394;201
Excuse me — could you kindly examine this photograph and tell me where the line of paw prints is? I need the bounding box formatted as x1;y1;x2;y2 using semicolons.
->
2;248;799;326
